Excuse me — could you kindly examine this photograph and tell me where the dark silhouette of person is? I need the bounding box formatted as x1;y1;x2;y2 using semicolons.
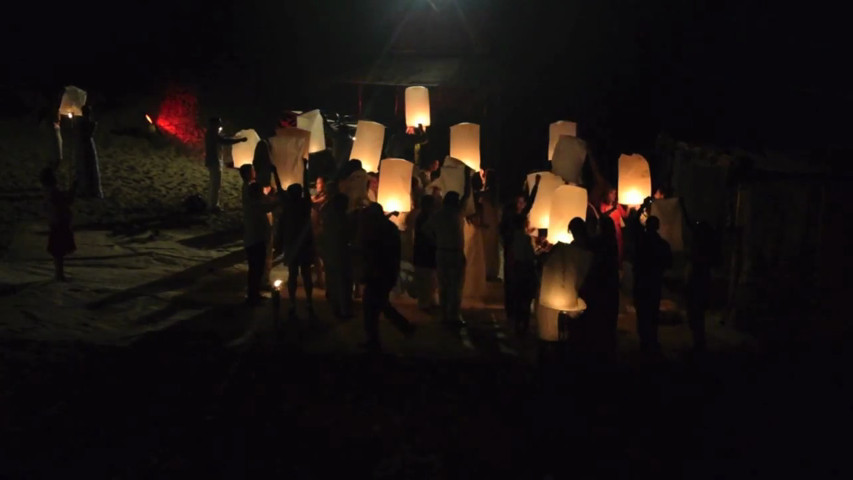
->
508;214;538;335
252;138;274;190
75;105;103;199
680;198;720;352
361;203;416;351
241;169;277;306
322;192;354;318
633;215;672;354
332;123;353;168
205;117;247;213
424;190;469;328
40;166;77;281
589;216;621;356
413;194;439;310
280;183;316;318
499;174;540;323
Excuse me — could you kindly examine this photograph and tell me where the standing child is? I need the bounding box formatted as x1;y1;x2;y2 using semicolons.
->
40;167;77;281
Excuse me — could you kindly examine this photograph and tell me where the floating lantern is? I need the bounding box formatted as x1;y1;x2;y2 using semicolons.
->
58;85;87;118
650;197;684;251
405;86;430;128
525;171;566;231
377;158;414;214
618;153;652;206
551;135;587;185
231;129;261;168
450;123;481;171
547;185;588;244
269;128;310;188
548;121;577;161
349;120;385;173
297;109;326;153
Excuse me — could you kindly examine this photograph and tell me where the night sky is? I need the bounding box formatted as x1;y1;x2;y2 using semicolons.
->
5;0;844;149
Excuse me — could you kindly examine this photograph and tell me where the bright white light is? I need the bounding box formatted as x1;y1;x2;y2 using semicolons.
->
623;189;645;206
67;113;72;119
273;279;282;289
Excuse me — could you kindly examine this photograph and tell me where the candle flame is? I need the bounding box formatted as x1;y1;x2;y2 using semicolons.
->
273;279;282;289
67;113;73;119
145;114;153;124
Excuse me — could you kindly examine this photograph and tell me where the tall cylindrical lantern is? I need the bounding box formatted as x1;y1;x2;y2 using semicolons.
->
349;120;385;173
59;86;87;117
537;243;592;340
525;171;565;231
450;123;481;171
548;120;577;161
551;135;587;185
231;129;261;168
269;128;310;188
547;185;588;244
618;153;652;206
405;86;431;128
297;109;326;153
377;158;414;213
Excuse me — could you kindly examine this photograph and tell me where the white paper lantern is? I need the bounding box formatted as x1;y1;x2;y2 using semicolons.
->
548;120;577;161
618;153;652;206
349;120;385;173
377;158;415;214
450;123;481;171
297;109;326;153
405;86;431;128
538;243;592;312
525;171;565;230
551;135;587;184
269;128;310;188
537;302;587;342
59;86;87;117
426;156;466;197
547;185;588;244
650;197;684;251
231;129;261;168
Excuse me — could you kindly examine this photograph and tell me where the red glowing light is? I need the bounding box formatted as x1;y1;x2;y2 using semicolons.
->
153;87;204;147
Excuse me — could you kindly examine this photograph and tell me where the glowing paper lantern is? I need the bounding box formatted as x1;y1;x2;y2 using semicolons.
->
405;86;431;128
349;120;385;173
269;128;310;188
650;197;684;251
231;129;261;168
450;123;481;171
618;153;652;206
548;121;577;161
525;171;565;230
427;156;466;197
547;185;588;244
551;135;587;184
297;109;326;153
377;158;414;213
539;243;592;311
59;86;87;117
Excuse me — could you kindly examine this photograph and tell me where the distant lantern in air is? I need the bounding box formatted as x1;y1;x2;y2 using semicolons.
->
618;153;652;206
405;86;430;128
297;109;326;154
450;122;480;171
525;171;566;231
548;120;577;161
231;129;261;168
377;158;415;215
58;85;87;118
547;185;588;245
349;120;385;173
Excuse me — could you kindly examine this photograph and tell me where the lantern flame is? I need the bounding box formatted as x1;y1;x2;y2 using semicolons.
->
67;113;73;119
145;114;153;124
273;279;282;289
622;189;645;206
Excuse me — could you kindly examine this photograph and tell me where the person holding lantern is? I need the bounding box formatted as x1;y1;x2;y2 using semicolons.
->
205;117;247;213
240;164;278;306
499;174;541;323
280;182;317;319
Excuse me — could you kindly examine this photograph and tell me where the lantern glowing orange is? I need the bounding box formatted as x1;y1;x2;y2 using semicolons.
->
59;85;86;118
377;158;414;214
547;185;588;244
405;86;431;128
349;120;385;173
618;153;652;206
525;171;565;231
548;120;577;161
231;129;261;168
450;123;481;171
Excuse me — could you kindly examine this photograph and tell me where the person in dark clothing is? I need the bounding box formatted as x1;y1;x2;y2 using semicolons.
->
74;106;103;199
361;203;416;352
680;198;720;352
280;183;316;318
633;216;673;354
205;117;247;213
322;192;354;318
508;214;538;335
40;166;77;281
499;174;541;323
588;216;621;356
413;194;438;310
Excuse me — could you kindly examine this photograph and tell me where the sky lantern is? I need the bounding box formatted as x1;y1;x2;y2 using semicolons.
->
650;197;684;251
269;128;310;188
618;153;652;206
525;171;565;231
450;122;481;171
551;135;587;185
427;156;466;198
405;86;431;128
58;86;86;117
548;120;577;161
537;243;592;340
297;109;326;153
547;185;588;244
231;129;260;168
377;158;414;214
349;120;385;173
